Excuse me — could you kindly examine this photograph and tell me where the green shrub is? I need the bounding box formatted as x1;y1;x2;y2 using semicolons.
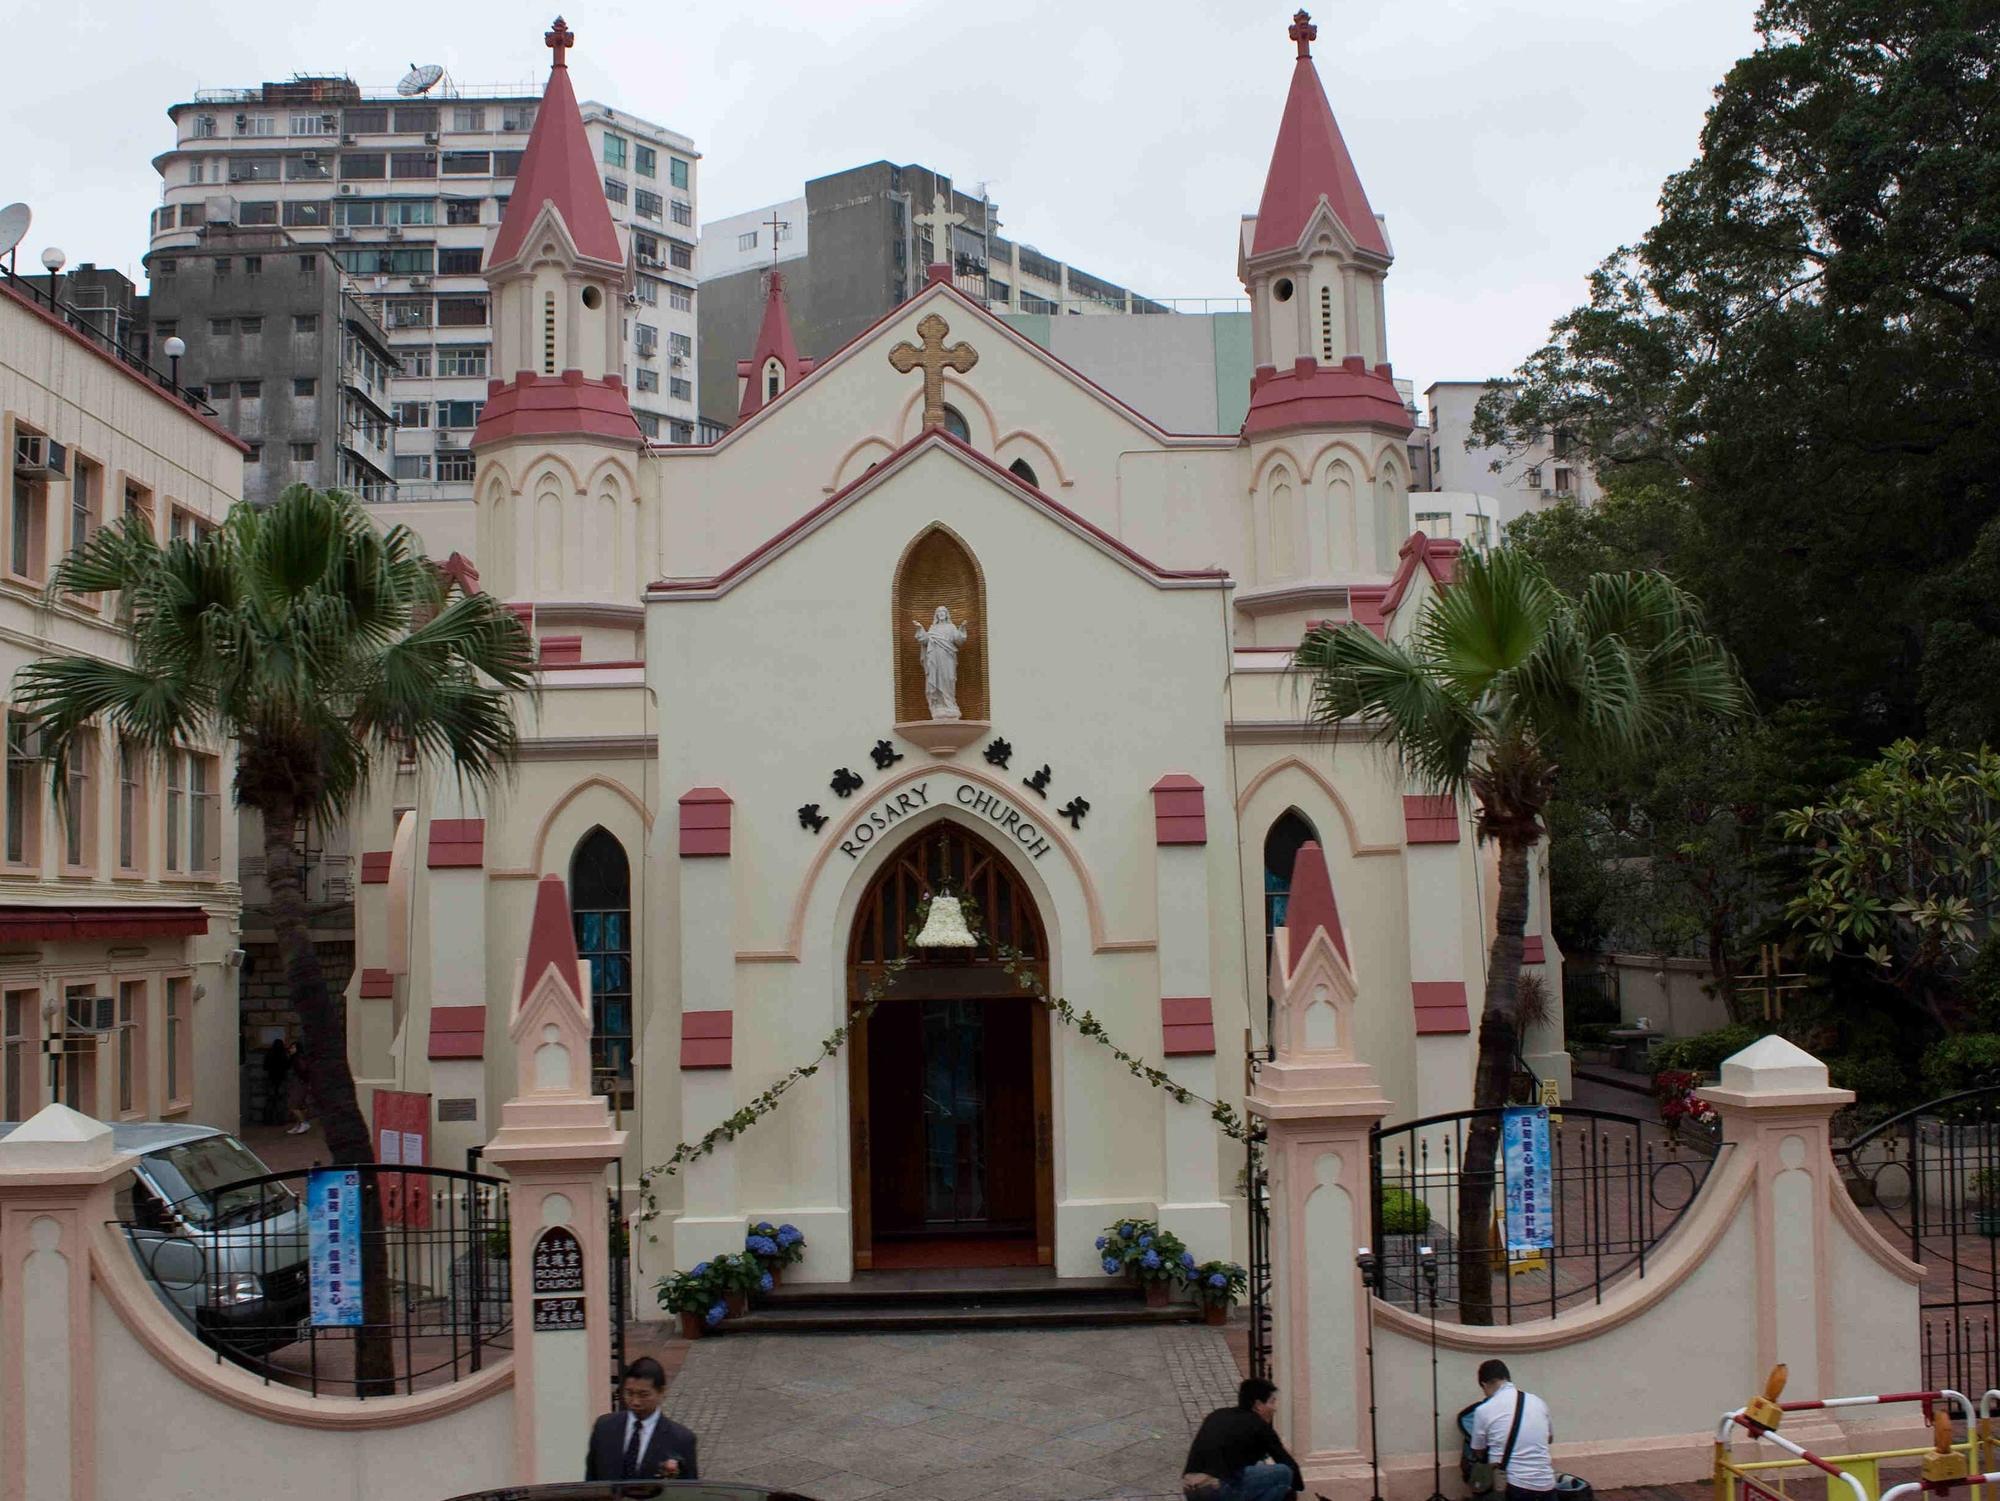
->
1920;1034;2000;1099
1651;1024;1764;1078
1570;1022;1616;1048
1970;935;2000;1032
1827;1053;1907;1106
1379;1187;1432;1235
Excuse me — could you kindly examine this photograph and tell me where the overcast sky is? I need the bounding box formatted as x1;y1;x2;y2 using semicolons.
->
16;0;1761;390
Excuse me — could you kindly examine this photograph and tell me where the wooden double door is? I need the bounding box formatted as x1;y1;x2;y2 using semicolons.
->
848;825;1053;1269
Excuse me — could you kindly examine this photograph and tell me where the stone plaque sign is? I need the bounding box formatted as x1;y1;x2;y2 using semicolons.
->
531;1225;585;1295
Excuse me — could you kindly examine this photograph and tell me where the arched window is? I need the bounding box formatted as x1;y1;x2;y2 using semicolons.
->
570;827;632;1106
941;404;971;443
1263;809;1320;996
1008;457;1037;488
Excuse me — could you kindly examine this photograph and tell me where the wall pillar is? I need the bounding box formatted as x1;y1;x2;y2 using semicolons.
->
1402;796;1475;1117
1519;848;1572;1098
1150;775;1230;1254
673;787;740;1266
483;875;626;1485
1701;1036;1866;1405
1248;842;1389;1490
0;1105;126;1501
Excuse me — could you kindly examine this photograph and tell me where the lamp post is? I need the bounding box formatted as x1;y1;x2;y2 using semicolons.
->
39;245;64;306
163;335;186;394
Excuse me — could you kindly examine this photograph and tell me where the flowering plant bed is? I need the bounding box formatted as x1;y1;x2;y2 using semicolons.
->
655;1261;729;1336
746;1220;806;1282
1097;1217;1193;1301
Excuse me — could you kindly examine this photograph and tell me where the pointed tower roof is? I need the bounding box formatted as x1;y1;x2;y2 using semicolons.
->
486;17;624;270
1284;841;1349;964
520;873;584;1011
735;271;816;420
1252;11;1388;259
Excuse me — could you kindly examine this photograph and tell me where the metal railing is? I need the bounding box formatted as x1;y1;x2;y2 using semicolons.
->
2;267;217;415
1369;1105;1721;1323
113;1162;511;1397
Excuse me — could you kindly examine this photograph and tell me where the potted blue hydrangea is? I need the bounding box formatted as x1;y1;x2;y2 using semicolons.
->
746;1220;807;1286
655;1260;728;1338
1190;1260;1248;1325
1096;1218;1188;1306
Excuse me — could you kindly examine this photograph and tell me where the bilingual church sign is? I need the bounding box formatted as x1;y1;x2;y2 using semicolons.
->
531;1225;587;1333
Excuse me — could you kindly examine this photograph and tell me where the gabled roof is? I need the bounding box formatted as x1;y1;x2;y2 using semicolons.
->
647;428;1229;601
1379;530;1462;617
486;22;623;271
1251;11;1389;260
1283;840;1349;963
735;270;815;421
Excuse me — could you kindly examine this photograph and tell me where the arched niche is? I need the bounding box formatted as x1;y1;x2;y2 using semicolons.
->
893;525;989;726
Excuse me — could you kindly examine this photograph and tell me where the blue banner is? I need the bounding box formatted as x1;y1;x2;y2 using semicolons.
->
1502;1106;1553;1255
307;1167;363;1327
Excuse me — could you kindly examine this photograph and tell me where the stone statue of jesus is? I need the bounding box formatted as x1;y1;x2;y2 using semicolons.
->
912;605;971;720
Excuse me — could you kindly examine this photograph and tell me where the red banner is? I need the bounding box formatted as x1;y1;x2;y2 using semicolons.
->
370;1089;432;1228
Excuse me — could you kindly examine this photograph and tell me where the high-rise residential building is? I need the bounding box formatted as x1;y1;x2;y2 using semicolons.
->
1421;379;1602;529
697;162;1166;431
145;74;701;497
147;228;399;505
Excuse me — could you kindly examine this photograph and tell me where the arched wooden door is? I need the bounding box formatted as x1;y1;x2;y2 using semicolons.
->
848;822;1053;1270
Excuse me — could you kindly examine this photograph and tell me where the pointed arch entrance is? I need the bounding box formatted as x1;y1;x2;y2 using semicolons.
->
848;821;1053;1269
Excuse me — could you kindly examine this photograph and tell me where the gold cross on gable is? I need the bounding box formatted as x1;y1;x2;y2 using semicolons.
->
888;313;978;431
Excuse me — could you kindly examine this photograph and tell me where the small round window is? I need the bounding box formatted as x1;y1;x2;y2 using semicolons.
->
941;405;971;443
1273;278;1295;303
580;286;603;311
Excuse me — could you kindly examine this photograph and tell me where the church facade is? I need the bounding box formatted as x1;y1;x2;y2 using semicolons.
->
349;13;1566;1281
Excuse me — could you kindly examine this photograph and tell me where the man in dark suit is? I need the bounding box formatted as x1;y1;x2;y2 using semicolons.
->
586;1358;699;1483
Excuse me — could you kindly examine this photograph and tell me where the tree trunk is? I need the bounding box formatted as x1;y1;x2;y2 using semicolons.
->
1454;833;1535;1326
261;800;396;1397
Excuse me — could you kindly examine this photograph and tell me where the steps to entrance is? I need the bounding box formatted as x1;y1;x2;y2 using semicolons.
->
729;1269;1204;1334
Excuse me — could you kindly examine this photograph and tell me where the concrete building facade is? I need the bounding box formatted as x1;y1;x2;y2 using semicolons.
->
146;228;399;506
698;162;1167;431
146;70;702;482
1422;378;1602;524
0;269;245;1132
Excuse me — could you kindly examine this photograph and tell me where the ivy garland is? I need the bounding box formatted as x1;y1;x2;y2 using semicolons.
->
635;895;1249;1242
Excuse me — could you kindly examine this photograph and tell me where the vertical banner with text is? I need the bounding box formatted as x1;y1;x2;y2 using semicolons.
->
1502;1106;1553;1255
308;1167;364;1326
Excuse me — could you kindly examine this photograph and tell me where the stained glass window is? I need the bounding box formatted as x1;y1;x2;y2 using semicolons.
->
571;828;633;1105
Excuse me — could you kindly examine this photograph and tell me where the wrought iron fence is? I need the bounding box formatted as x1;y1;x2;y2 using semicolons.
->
1369;1105;1721;1323
1835;1085;2000;1395
111;1162;511;1397
1244;1125;1273;1380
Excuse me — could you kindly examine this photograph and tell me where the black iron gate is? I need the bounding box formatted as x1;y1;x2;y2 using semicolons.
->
608;1166;628;1407
1835;1085;2000;1395
1245;1123;1273;1380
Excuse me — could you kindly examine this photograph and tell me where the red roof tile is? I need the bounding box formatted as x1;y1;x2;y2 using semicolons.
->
521;873;584;1010
679;786;732;857
735;271;816;421
1283;840;1348;964
1402;795;1460;845
1162;996;1216;1057
1251;19;1388;259
681;1009;733;1070
1412;980;1471;1035
485;28;623;269
427;817;486;868
1150;773;1207;846
428;1004;487;1061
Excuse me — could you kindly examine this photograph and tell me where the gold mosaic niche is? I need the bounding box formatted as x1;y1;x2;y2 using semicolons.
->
893;525;989;725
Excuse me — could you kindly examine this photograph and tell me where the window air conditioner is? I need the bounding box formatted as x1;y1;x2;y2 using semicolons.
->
66;994;116;1033
338;183;355;195
424;132;439;145
341;133;356;145
333;226;352;240
321;115;336;132
302;149;319;162
386;226;403;240
13;435;68;478
408;275;430;289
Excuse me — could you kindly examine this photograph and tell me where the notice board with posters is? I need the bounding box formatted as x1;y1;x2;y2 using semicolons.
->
371;1088;432;1228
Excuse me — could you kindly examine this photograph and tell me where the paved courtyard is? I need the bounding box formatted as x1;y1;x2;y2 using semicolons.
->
658;1324;1242;1501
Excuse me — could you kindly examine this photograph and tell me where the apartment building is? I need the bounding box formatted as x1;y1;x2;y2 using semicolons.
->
698;161;1165;430
147;228;399;505
0;267;244;1132
147;75;701;488
1422;379;1602;525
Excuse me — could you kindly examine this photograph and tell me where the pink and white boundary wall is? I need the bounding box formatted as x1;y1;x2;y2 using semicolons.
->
1254;843;1927;1500
0;874;620;1501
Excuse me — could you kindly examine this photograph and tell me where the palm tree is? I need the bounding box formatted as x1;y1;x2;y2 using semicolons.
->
16;484;534;1389
1296;545;1743;1323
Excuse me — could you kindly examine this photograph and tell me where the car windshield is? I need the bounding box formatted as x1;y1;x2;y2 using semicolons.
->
143;1136;294;1227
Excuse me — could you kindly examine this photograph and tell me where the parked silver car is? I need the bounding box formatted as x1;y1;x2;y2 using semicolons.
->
0;1120;309;1354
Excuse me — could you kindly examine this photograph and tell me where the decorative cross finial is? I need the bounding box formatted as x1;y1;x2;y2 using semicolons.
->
1289;9;1316;59
764;208;789;271
545;15;575;67
888;313;979;432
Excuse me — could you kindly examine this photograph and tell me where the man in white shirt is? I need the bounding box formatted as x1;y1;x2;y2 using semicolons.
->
1468;1359;1556;1501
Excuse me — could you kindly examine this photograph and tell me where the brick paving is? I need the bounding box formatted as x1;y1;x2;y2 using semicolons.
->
653;1323;1242;1501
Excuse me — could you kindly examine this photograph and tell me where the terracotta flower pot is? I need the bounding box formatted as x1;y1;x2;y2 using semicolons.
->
1145;1280;1170;1308
1202;1301;1229;1327
678;1311;706;1340
726;1289;749;1317
767;1264;783;1289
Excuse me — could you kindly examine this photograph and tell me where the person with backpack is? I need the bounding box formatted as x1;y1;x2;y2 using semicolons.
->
1467;1359;1556;1501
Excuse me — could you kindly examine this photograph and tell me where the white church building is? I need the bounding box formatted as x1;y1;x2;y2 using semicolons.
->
348;11;1565;1281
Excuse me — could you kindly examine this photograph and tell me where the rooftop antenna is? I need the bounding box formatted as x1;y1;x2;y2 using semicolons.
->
0;202;28;279
397;62;445;96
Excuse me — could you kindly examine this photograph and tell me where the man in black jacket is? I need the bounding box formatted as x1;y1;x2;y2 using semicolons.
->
585;1358;699;1483
1183;1377;1303;1501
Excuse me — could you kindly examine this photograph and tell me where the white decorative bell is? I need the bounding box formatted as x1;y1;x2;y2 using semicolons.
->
913;893;977;949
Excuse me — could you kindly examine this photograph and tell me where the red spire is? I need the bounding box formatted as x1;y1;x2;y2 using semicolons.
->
734;271;816;420
1252;10;1388;258
520;874;584;1010
486;18;624;269
1284;841;1349;964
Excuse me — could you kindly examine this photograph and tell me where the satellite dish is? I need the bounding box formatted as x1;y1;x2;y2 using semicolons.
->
398;63;444;96
0;204;29;260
